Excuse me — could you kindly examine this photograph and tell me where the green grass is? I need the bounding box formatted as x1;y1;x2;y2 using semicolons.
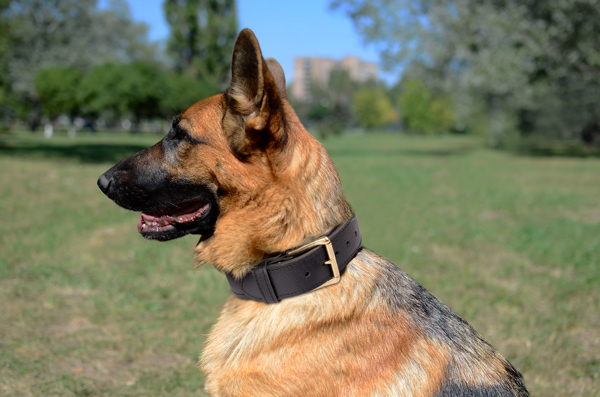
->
1;131;599;395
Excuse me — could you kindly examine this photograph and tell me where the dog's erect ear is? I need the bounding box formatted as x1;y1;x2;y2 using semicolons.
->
266;58;287;100
225;29;286;156
227;29;265;118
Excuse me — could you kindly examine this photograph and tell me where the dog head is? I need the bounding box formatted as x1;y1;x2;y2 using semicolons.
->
98;29;352;276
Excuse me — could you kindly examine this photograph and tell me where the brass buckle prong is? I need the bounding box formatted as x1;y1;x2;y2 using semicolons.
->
286;236;341;290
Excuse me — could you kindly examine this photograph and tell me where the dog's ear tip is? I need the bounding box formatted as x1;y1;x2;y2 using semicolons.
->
230;28;262;96
265;58;281;68
239;28;256;37
229;29;287;112
232;28;262;67
235;28;260;50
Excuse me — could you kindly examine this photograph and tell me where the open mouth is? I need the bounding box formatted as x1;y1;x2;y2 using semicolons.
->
138;200;213;241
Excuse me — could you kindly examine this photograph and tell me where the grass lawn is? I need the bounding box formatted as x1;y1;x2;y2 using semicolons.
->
1;130;598;396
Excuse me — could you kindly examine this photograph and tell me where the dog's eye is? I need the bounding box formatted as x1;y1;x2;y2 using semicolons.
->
171;128;191;143
174;130;188;141
168;126;205;147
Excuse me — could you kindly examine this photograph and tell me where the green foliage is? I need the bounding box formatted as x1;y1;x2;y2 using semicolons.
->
2;0;239;130
300;71;358;138
332;0;600;145
353;87;397;129
34;67;82;119
77;62;169;125
162;73;220;114
163;0;238;86
0;0;11;109
5;0;156;95
298;69;399;135
120;62;169;127
77;63;129;120
397;79;453;135
36;61;220;129
328;69;358;105
1;0;158;129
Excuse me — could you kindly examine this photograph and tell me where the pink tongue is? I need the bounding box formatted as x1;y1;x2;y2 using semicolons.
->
141;212;176;227
138;203;209;232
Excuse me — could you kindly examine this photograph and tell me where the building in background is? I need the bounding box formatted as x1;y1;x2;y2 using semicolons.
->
292;56;378;102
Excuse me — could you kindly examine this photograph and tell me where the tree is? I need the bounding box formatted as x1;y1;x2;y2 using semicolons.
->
163;0;238;88
34;67;82;120
0;0;13;127
353;87;397;129
331;0;600;145
119;62;169;131
162;72;219;115
304;70;358;137
4;0;157;130
397;79;453;135
77;62;170;131
78;63;128;123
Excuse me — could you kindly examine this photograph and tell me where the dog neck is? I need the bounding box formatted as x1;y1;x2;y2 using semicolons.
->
194;102;354;279
225;215;362;303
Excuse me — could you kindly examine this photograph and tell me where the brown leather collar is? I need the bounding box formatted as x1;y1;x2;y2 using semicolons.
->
226;216;362;304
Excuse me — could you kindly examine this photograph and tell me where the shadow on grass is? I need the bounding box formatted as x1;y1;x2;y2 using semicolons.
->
502;137;600;158
326;145;479;158
513;145;600;158
0;139;150;164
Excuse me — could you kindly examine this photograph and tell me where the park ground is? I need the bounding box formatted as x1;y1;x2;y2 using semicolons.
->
0;131;599;396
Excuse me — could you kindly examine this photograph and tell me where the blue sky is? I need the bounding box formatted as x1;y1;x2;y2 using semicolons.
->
102;0;396;85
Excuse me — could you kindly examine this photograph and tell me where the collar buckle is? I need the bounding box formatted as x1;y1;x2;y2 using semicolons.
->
286;236;341;290
226;216;361;303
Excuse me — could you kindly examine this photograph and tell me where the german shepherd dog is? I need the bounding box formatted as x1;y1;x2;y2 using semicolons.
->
98;29;529;396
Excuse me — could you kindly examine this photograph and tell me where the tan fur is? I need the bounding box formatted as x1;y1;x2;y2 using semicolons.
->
202;252;449;396
180;96;352;278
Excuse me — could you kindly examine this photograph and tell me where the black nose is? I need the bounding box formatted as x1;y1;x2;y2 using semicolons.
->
97;173;112;194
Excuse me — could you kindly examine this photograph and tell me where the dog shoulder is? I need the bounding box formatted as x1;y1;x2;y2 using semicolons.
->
433;382;530;397
353;250;529;396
